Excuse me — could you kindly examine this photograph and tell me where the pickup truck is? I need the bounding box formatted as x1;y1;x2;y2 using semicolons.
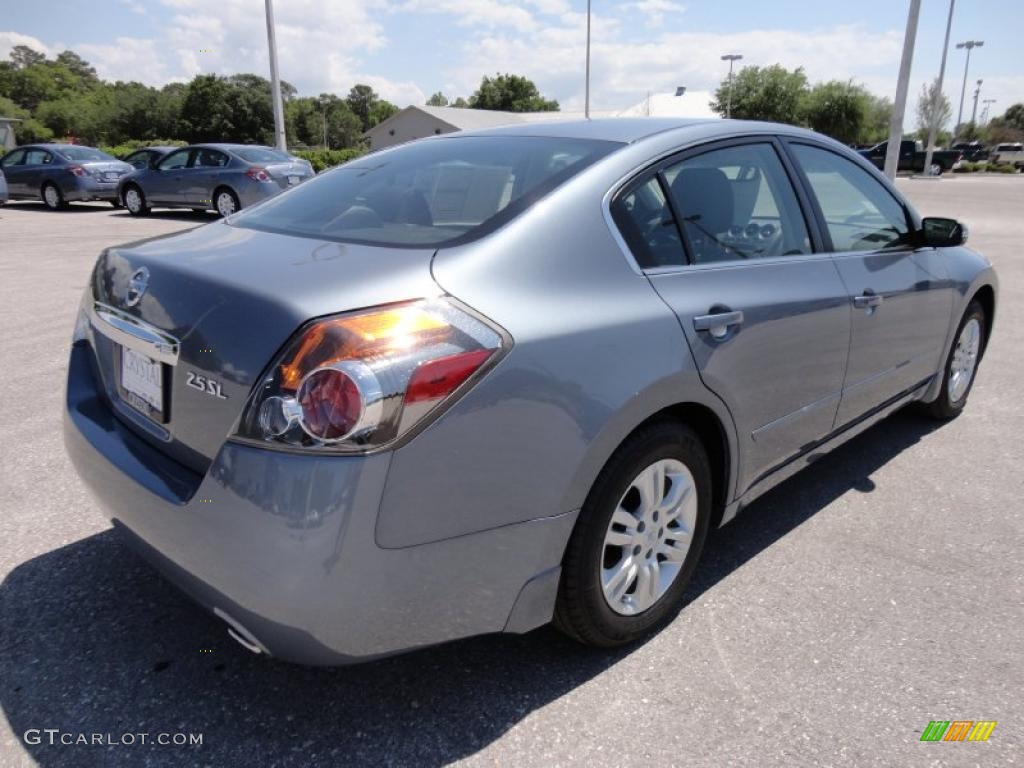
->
951;141;989;162
858;140;963;174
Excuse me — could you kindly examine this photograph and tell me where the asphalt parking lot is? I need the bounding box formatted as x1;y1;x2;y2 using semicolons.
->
1;176;1022;767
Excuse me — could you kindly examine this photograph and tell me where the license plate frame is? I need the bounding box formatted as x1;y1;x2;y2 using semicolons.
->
119;344;167;422
103;171;120;182
288;175;300;186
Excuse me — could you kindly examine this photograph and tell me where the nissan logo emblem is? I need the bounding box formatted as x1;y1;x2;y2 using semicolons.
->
125;267;149;308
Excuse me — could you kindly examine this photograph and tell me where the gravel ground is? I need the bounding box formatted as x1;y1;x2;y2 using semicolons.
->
1;176;1022;767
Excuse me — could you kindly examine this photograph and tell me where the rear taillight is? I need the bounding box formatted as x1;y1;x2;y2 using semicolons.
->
69;165;88;178
235;299;508;453
246;166;272;182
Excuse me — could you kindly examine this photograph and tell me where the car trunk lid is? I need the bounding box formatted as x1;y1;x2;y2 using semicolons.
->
87;221;439;472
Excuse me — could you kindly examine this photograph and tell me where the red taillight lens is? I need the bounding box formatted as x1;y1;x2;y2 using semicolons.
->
297;367;362;440
69;165;88;177
246;166;272;182
236;299;507;453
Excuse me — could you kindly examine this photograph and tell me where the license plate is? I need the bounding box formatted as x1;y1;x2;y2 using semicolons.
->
288;175;300;185
121;346;164;417
103;172;120;181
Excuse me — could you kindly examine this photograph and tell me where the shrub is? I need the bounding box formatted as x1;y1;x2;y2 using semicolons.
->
291;148;364;172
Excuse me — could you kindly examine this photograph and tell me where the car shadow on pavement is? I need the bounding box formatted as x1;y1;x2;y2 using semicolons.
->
0;408;941;767
1;202;115;214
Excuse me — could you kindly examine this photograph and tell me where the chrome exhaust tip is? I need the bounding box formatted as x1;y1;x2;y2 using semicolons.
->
214;607;269;655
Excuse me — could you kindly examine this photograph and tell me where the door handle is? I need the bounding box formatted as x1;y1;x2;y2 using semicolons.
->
853;291;884;310
693;309;744;340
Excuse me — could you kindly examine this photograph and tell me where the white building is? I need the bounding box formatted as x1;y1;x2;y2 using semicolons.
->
364;91;717;151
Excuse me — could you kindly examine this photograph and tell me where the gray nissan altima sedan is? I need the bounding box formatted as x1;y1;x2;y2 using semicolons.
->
64;118;997;664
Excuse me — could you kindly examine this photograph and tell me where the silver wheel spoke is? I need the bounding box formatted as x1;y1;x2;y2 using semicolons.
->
600;457;698;616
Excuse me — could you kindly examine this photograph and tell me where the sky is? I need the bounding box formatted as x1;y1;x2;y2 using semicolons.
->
1;0;1021;125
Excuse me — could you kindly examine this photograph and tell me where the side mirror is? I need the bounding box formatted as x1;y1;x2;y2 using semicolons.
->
920;216;967;248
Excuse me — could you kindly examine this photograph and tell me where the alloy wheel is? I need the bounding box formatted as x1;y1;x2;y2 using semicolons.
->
600;458;698;616
949;317;981;403
216;191;237;217
125;188;142;213
43;185;60;209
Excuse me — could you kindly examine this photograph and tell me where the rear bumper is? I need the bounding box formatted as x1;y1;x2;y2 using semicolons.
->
63;177;120;202
64;342;572;664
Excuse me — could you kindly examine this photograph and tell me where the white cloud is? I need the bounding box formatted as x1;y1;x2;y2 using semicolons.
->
395;0;537;32
628;0;686;28
0;31;53;60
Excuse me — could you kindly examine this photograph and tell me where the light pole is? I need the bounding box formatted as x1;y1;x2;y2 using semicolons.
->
884;0;922;180
981;98;996;124
584;0;591;119
265;0;287;151
970;78;983;126
954;40;983;139
720;54;743;118
923;0;955;176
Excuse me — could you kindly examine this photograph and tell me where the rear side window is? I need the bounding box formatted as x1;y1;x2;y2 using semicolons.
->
663;143;811;263
231;136;619;247
193;149;229;168
24;149;52;165
791;144;912;252
611;177;685;268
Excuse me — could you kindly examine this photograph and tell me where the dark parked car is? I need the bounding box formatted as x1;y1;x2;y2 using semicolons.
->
118;143;314;217
858;139;962;174
66;119;997;664
951;141;989;162
122;146;179;170
0;144;133;209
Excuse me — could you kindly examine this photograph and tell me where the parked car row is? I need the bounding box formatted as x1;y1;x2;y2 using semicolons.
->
0;142;315;215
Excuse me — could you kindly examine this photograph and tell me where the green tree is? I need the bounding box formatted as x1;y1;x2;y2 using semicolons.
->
451;96;469;108
915;78;952;139
55;50;98;81
426;91;449;107
0;95;52;142
469;73;559;112
711;64;808;124
802;80;869;144
860;94;893;145
9;45;45;69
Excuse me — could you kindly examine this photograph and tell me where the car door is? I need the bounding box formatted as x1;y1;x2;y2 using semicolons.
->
19;148;54;196
148;148;193;204
785;142;953;427
184;147;229;206
611;138;851;493
0;148;27;195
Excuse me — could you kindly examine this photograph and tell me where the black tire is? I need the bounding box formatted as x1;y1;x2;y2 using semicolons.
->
926;300;986;420
123;184;149;216
554;421;712;647
41;182;67;210
213;187;240;218
110;198;122;209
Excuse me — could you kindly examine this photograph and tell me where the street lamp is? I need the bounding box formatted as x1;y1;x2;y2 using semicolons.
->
883;0;922;180
970;78;983;126
923;0;955;177
981;98;996;124
584;0;592;119
264;0;287;151
954;40;983;139
720;54;743;118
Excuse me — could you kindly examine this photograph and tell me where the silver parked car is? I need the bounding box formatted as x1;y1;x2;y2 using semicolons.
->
0;144;132;209
118;143;314;217
121;146;179;170
65;119;997;664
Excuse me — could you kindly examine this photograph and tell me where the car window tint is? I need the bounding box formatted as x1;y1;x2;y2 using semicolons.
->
231;136;619;247
662;143;811;263
159;149;191;170
611;177;685;268
24;149;52;165
126;151;150;169
1;149;26;167
791;144;911;252
56;146;115;162
194;149;228;168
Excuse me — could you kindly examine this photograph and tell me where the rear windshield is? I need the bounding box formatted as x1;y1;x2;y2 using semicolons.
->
55;146;116;162
230;136;620;247
233;147;290;163
996;144;1022;151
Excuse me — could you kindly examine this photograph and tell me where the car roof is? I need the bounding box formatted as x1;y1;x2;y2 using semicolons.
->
446;117;829;146
131;146;179;153
192;143;281;151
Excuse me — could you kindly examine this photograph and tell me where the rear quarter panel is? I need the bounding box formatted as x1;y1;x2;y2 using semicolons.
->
376;136;741;549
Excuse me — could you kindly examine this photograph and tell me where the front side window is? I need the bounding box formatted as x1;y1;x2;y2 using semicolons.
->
610;177;685;268
231;136;619;247
125;150;151;169
158;149;192;171
1;149;26;167
791;143;912;252
662;143;811;263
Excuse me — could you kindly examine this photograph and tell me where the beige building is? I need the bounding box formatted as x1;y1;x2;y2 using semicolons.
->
364;91;717;151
